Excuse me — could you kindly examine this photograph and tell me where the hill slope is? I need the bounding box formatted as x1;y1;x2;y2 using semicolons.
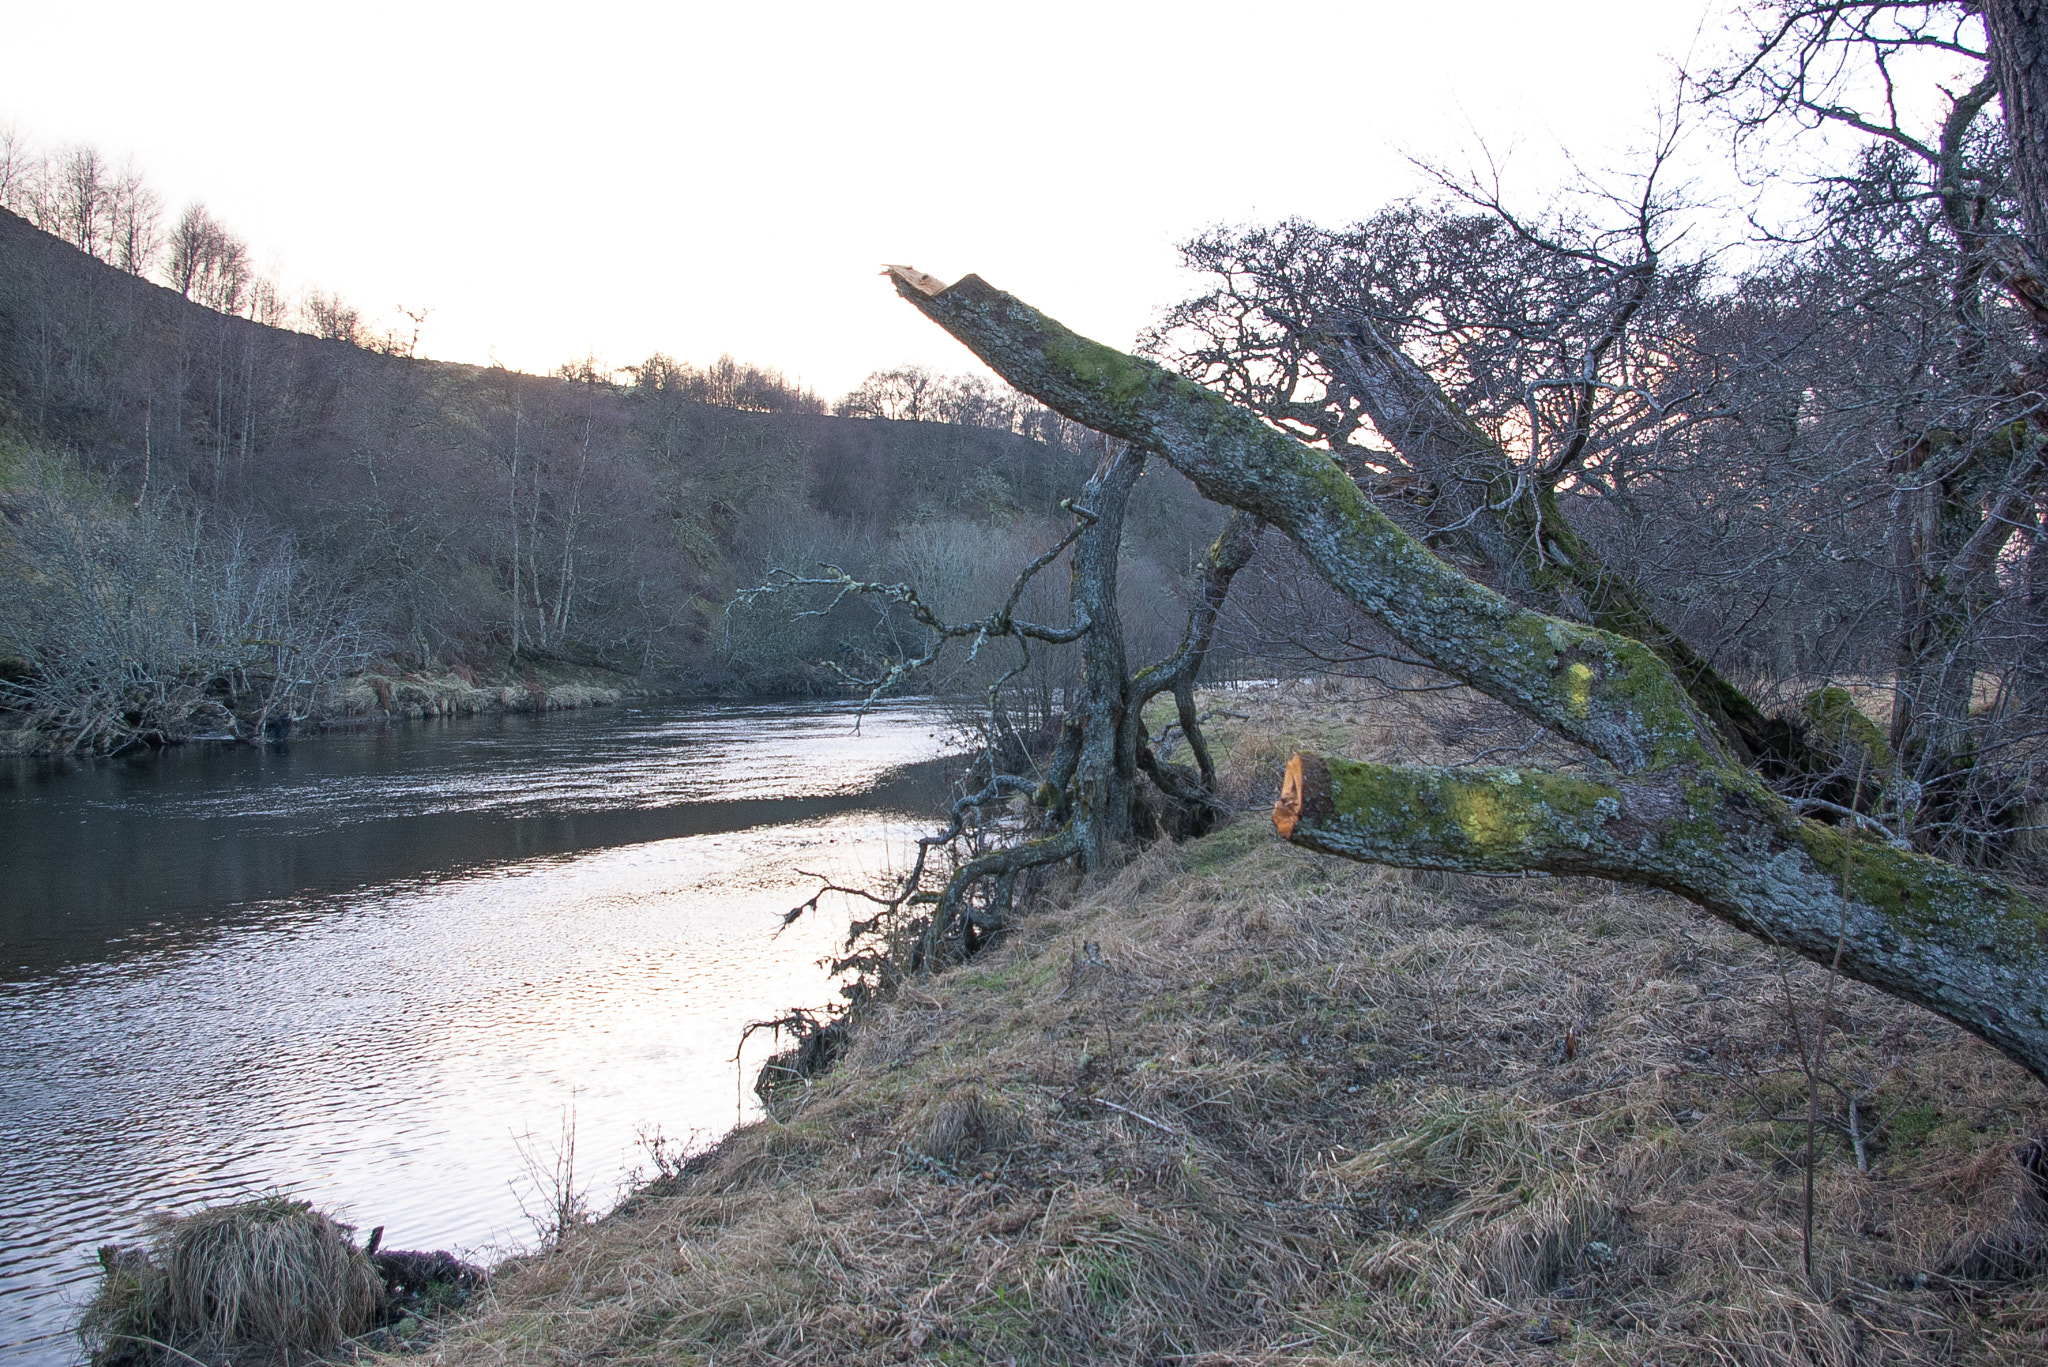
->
0;208;1217;735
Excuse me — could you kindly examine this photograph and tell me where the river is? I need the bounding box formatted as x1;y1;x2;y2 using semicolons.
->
0;700;956;1365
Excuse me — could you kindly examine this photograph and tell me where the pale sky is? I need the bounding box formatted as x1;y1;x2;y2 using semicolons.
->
2;1;1730;400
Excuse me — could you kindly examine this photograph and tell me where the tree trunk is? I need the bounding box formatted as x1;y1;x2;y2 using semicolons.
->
886;264;2048;1084
1322;318;1800;773
1066;440;1145;871
894;445;1256;959
1989;2;2048;295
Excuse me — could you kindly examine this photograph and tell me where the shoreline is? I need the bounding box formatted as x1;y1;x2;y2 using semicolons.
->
409;683;2048;1366
0;669;933;758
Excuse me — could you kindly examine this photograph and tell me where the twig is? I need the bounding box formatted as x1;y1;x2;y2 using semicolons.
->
1088;1097;1180;1136
1787;797;1910;848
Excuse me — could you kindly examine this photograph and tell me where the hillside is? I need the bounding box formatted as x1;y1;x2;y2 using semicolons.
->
418;684;2048;1367
0;206;1222;746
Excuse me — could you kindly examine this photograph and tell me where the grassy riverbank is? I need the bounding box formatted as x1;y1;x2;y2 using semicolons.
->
0;661;641;755
308;663;633;727
418;685;2048;1366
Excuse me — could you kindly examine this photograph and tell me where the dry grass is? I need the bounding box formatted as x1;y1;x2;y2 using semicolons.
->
423;685;2048;1366
81;1195;382;1365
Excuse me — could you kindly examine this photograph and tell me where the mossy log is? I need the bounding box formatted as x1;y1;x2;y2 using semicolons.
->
887;264;2048;1084
1275;754;2048;1078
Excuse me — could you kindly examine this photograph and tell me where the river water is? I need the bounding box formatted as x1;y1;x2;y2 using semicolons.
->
0;701;955;1365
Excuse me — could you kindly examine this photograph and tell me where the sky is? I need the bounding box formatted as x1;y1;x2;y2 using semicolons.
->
1;1;1732;400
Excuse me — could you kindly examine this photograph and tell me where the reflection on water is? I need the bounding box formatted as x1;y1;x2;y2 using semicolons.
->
0;702;954;1365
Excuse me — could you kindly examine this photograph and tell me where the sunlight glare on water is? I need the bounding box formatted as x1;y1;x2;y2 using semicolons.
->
0;701;957;1365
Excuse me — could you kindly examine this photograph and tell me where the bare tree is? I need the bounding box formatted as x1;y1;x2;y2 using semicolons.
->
754;399;1257;962
0;459;375;750
106;164;162;277
1690;2;2048;860
300;290;365;345
167;203;252;312
884;262;2048;1084
0;123;27;210
837;364;943;421
629;351;823;414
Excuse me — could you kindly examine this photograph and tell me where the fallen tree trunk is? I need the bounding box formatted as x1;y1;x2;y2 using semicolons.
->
886;264;2048;1084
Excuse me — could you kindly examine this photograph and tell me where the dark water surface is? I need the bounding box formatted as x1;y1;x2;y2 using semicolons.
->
0;701;954;1365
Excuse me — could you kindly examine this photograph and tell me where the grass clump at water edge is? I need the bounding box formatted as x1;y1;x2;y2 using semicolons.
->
79;1195;382;1366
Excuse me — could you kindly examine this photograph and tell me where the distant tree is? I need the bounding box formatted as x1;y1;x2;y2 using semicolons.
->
369;304;432;359
106;165;161;277
553;352;616;387
5;143;163;276
837;364;1098;453
626;351;822;414
167;203;252;312
300;290;365;345
45;144;113;259
0;124;27;210
837;364;941;420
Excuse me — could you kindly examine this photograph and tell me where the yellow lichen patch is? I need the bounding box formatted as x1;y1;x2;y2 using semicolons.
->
1562;661;1594;718
1446;780;1531;854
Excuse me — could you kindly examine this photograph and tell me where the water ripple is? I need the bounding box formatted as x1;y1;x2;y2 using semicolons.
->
0;701;954;1364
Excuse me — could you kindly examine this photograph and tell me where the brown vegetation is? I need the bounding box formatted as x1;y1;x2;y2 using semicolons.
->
0;188;1217;753
80;1196;382;1366
422;687;2048;1366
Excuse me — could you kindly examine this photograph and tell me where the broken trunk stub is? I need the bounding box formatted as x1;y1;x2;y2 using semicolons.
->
883;263;948;297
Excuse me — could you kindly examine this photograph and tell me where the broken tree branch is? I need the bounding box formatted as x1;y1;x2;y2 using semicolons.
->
887;264;2048;1084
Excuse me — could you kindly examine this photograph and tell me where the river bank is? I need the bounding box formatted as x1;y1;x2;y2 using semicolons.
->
0;663;645;757
414;683;2048;1366
307;665;632;728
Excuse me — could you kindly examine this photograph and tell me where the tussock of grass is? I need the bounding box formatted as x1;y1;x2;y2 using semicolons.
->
427;683;2048;1365
81;1195;381;1365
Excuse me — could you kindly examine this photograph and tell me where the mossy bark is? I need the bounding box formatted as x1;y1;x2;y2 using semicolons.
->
1324;320;1797;770
1275;753;2048;1079
889;265;2048;1084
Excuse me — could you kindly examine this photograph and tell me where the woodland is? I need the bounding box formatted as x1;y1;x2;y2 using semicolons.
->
0;178;1222;750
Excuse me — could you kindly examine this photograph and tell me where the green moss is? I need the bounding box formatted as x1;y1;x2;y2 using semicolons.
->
1796;819;2048;951
1322;761;1620;863
953;967;1020;993
1040;333;1162;422
1180;819;1267;875
1886;1101;1945;1152
1801;686;1892;767
1727;1120;1812;1164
